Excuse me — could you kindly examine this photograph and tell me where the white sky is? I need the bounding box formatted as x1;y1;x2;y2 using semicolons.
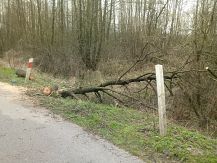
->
183;0;197;13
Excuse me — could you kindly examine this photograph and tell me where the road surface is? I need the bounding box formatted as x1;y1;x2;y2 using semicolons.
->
0;82;144;163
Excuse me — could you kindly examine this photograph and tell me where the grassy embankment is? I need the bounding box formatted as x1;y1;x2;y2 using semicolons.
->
0;66;216;162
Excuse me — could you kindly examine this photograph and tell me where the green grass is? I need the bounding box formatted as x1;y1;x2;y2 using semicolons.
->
39;98;217;162
0;66;217;162
0;66;71;89
0;67;17;81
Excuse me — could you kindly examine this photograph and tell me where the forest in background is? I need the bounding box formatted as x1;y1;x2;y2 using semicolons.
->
0;0;217;134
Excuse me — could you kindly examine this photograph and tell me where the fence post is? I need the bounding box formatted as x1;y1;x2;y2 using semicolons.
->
155;64;167;136
25;58;33;83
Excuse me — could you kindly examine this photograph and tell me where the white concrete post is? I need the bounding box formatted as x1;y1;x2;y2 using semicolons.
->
25;58;33;83
155;64;167;136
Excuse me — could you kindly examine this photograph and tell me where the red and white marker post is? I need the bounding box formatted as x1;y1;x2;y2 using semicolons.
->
25;58;34;83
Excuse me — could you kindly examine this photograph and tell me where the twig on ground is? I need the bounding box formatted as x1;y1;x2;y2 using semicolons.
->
206;67;217;79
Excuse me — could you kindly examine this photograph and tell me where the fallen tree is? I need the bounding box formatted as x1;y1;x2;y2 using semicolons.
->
47;46;217;111
57;71;177;109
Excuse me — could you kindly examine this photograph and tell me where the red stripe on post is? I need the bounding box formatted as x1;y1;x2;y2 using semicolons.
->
25;58;34;83
28;62;33;68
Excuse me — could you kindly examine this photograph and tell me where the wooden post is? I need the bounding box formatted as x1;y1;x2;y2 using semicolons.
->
155;64;167;136
25;58;33;83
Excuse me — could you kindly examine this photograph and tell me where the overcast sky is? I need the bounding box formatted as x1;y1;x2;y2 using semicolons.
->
183;0;197;12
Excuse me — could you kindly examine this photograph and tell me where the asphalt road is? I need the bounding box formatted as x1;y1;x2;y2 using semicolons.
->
0;82;144;163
